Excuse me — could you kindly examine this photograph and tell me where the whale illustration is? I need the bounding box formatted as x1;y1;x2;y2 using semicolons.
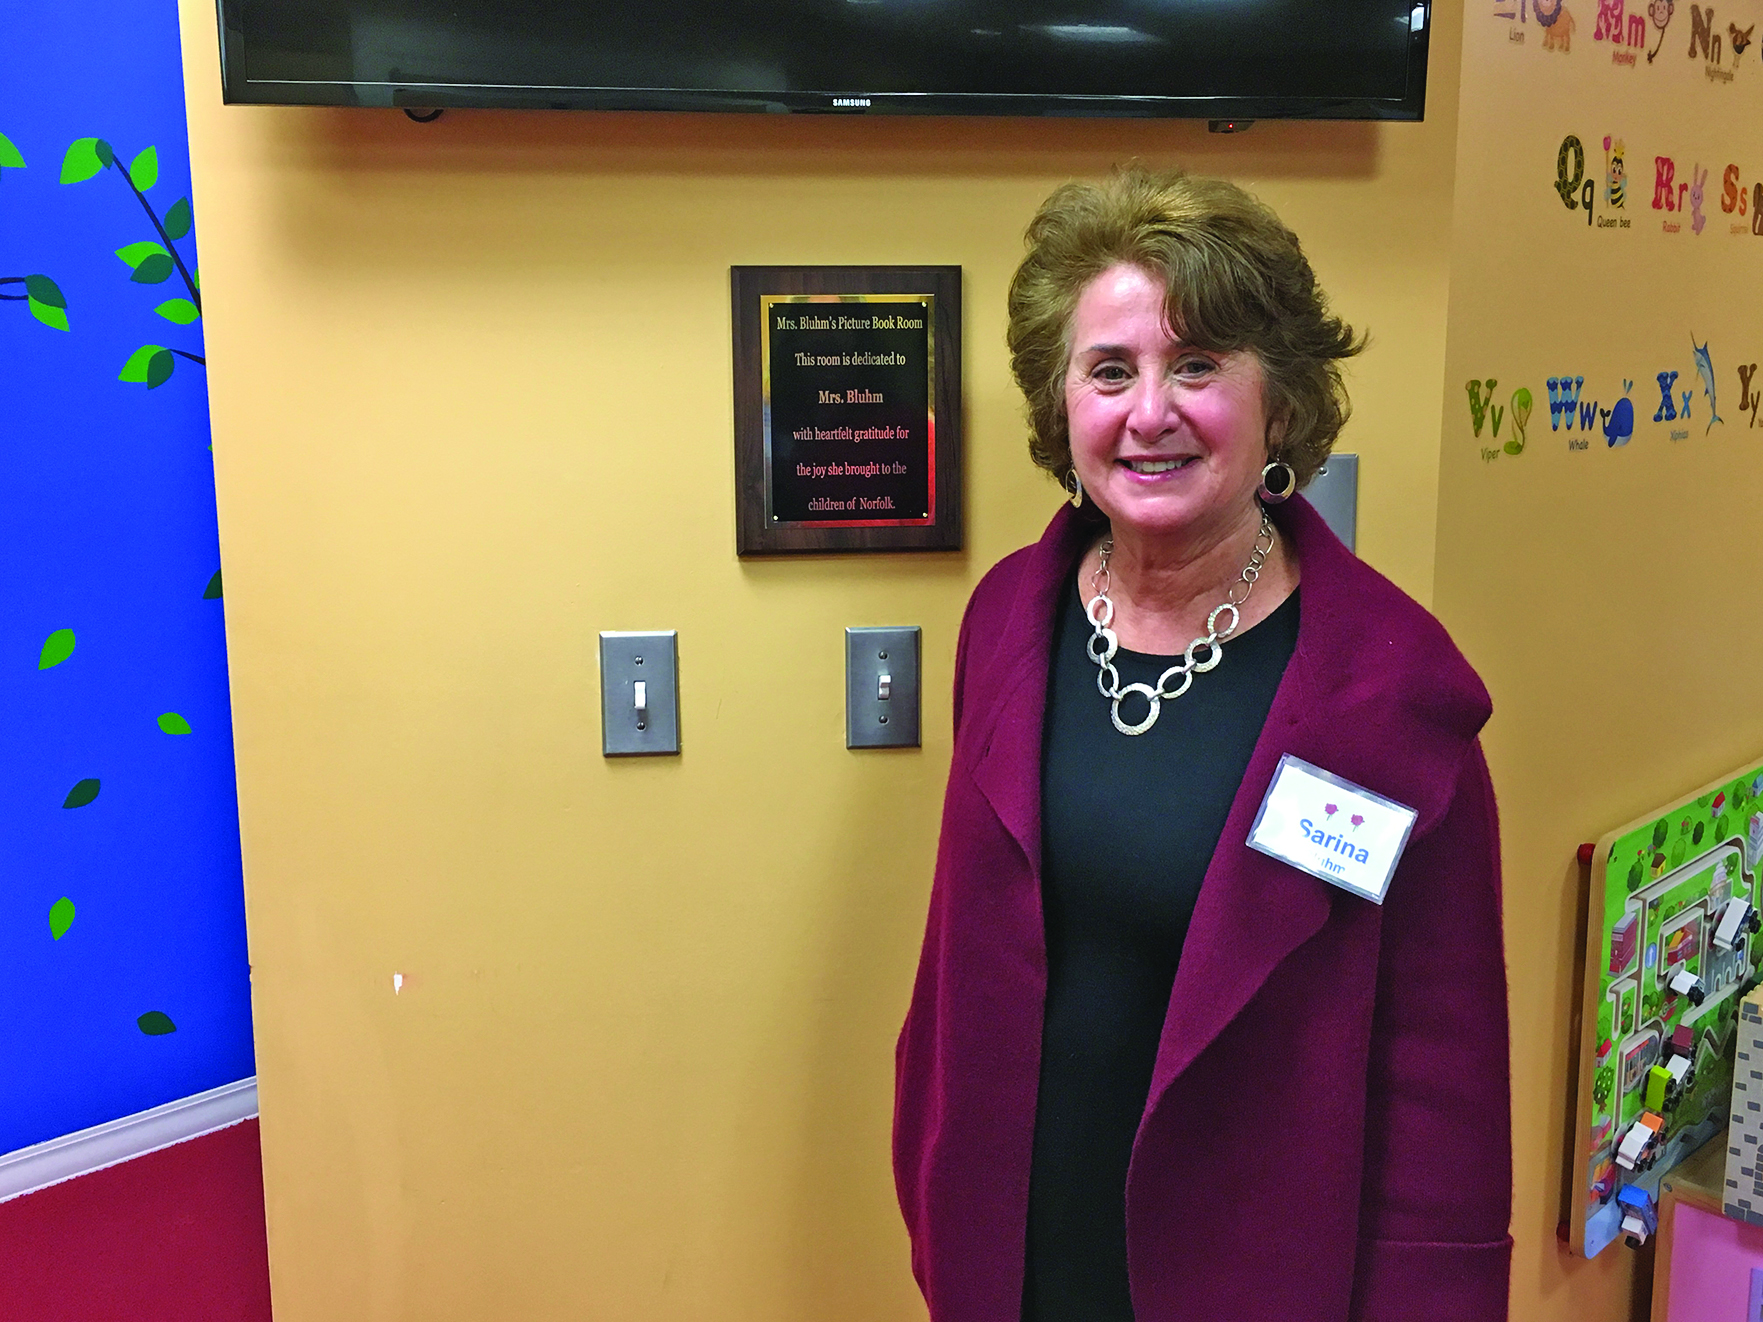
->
1602;395;1635;447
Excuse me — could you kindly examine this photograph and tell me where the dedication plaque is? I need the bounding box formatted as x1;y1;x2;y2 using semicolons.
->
732;266;961;554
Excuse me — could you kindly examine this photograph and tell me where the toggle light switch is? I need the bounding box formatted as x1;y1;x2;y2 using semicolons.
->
847;627;919;749
600;631;679;756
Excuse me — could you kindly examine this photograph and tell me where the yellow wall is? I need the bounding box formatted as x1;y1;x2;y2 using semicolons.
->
1435;5;1763;1319
178;2;1467;1317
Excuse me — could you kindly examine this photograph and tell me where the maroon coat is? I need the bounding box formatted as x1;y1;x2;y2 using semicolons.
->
893;496;1512;1321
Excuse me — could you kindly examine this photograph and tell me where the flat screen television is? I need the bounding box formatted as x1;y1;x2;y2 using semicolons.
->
218;1;1433;121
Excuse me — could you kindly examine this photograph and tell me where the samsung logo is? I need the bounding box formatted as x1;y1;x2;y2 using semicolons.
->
831;97;871;108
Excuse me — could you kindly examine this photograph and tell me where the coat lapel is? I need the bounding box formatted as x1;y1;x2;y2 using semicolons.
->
1143;602;1335;1096
1143;496;1464;1107
964;505;1097;873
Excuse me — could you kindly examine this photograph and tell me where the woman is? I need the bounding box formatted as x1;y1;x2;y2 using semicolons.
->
892;169;1512;1322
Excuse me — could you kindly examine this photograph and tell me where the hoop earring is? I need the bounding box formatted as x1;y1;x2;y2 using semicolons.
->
1258;460;1297;504
1064;469;1084;508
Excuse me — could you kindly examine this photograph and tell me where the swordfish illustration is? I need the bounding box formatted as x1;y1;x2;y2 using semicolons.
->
1693;337;1722;434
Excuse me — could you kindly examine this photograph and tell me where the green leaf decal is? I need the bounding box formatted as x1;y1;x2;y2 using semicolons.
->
28;298;69;332
119;344;165;382
24;274;65;308
128;146;158;191
60;137;107;184
203;569;223;599
130;254;175;285
137;1011;177;1036
95;139;114;167
164;197;192;239
115;241;168;269
153;297;200;325
0;131;23;169
157;712;192;735
62;778;100;809
49;898;76;941
25;275;69;330
146;349;175;389
38;628;76;669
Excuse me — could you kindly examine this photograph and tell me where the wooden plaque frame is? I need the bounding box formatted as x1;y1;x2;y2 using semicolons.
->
731;265;962;556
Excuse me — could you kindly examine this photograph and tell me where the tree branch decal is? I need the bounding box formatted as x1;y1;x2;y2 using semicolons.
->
1;132;70;331
61;136;204;388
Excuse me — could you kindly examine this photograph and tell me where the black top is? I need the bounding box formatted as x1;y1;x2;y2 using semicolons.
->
1023;575;1300;1321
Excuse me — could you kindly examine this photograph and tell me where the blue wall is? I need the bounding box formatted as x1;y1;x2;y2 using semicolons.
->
0;3;255;1154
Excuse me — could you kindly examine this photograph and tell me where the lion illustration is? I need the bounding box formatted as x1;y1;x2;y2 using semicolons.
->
1539;0;1578;50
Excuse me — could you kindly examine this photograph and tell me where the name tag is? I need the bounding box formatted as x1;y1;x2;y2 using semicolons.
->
1246;754;1418;904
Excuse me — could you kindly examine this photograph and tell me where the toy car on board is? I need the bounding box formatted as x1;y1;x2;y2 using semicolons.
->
1646;1055;1695;1111
1716;897;1762;951
1666;1024;1694;1061
1615;1112;1666;1172
1617;1185;1657;1248
1667;969;1706;1006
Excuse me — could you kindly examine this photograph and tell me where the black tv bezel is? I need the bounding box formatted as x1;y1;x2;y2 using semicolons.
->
215;0;1432;122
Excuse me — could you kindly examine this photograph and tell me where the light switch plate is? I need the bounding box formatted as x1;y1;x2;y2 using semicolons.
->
600;631;680;756
847;627;920;749
1305;453;1358;553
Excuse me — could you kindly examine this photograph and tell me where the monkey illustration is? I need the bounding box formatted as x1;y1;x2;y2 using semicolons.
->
1732;23;1756;62
1690;164;1708;234
1604;136;1627;208
1647;0;1674;60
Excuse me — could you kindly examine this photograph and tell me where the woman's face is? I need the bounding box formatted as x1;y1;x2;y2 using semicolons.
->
1064;263;1274;547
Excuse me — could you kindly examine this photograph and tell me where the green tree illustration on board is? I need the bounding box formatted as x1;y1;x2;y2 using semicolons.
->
0;131;70;331
60;135;203;388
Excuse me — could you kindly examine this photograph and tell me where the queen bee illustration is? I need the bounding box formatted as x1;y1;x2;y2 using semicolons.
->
1604;136;1627;209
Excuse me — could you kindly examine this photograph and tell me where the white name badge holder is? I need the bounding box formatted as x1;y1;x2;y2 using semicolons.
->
1246;753;1419;904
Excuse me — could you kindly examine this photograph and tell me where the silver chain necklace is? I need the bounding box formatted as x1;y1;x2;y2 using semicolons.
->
1083;510;1276;736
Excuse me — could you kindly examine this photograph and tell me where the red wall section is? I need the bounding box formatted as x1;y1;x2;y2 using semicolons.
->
0;1120;272;1321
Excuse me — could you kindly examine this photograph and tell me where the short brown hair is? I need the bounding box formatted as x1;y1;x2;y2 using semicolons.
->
1006;167;1365;490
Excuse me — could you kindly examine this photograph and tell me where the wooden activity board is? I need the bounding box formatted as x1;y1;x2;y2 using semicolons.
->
1570;756;1763;1256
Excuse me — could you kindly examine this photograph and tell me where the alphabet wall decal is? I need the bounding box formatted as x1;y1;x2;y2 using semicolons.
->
1654;370;1680;420
1560;136;1597;220
1653;156;1679;210
1737;363;1760;426
1549;376;1588;430
1688;3;1721;60
1467;379;1499;436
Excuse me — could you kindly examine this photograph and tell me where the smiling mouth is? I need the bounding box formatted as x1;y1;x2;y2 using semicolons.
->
1121;456;1199;475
